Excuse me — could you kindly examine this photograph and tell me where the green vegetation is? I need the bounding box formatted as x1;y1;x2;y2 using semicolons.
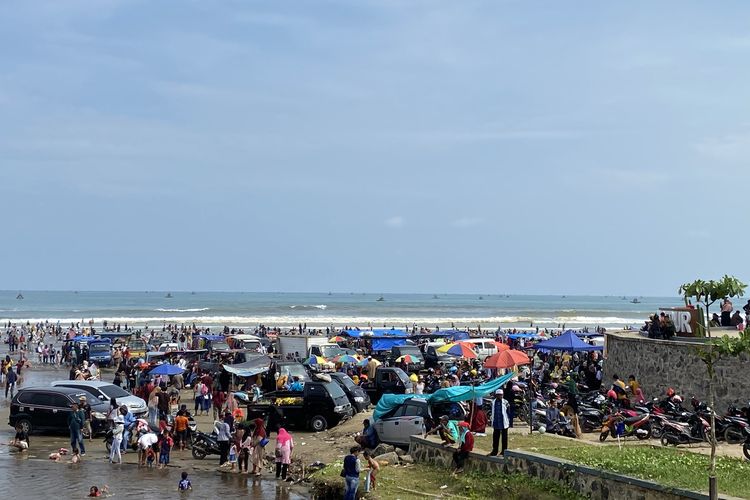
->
310;460;584;499
477;433;750;498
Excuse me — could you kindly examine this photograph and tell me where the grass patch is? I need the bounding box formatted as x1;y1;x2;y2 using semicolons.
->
310;461;584;499
472;432;750;498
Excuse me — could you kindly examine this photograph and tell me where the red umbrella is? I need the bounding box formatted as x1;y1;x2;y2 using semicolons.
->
492;341;510;352
484;349;530;369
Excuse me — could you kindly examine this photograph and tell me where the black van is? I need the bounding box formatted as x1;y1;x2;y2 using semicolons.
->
9;386;110;435
329;372;370;413
246;376;352;432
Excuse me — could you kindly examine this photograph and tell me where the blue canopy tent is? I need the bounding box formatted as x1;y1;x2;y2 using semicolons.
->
197;335;225;341
372;329;408;337
371;338;407;351
373;372;515;421
534;331;603;352
149;364;185;376
445;330;470;341
342;329;364;338
507;333;545;340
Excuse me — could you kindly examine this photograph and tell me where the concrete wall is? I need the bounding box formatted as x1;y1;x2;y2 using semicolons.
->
408;436;732;500
603;332;750;410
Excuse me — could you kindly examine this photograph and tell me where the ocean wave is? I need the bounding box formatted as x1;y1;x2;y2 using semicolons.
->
0;314;642;327
288;305;327;310
154;308;211;313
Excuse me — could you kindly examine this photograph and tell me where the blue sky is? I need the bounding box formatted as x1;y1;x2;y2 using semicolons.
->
2;1;750;295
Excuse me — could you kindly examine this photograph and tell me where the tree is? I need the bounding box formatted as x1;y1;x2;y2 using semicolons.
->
679;275;748;500
678;275;746;337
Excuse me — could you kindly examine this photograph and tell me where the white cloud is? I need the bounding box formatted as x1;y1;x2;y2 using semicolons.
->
452;217;483;228
384;216;405;228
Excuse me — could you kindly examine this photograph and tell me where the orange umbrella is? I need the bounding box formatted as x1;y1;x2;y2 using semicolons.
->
484;349;530;369
492;341;510;352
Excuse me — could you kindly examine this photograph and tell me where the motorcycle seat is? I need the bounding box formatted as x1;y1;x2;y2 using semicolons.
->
624;415;646;425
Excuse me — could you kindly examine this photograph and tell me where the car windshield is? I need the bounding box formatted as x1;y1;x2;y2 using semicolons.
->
72;392;100;406
319;345;344;358
397;347;422;359
211;342;230;350
100;385;131;399
324;381;347;400
128;341;146;349
89;344;110;353
336;374;357;389
279;363;307;380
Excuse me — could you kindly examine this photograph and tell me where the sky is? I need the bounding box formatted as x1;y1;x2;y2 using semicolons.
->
1;1;750;295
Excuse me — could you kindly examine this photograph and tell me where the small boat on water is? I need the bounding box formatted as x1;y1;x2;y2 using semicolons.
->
631;298;640;304
16;293;24;300
479;296;484;300
376;296;385;302
165;293;173;298
432;295;439;299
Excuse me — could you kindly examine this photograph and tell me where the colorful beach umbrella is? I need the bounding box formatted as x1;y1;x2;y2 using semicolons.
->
445;342;478;359
437;341;472;353
395;354;419;364
333;354;359;364
484;349;530;369
492;341;510;352
302;355;327;365
329;336;347;342
356;357;369;367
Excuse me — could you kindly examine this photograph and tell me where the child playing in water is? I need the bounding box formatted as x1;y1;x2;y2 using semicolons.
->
70;447;81;464
146;446;156;467
178;472;192;491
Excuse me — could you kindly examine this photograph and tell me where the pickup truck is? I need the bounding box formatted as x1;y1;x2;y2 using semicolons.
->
361;366;413;405
244;376;352;432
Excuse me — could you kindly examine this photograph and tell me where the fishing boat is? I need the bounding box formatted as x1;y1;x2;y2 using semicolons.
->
16;293;23;300
376;296;385;302
165;293;173;298
631;298;640;304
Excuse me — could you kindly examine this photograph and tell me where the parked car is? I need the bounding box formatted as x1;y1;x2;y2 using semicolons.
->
245;376;352;432
460;338;498;359
372;398;467;447
9;386;109;435
50;380;148;417
126;338;148;359
361;367;413;404
423;343;459;369
387;345;425;372
329;372;370;413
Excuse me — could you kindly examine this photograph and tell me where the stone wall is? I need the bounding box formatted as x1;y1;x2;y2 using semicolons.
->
603;332;750;410
408;436;733;500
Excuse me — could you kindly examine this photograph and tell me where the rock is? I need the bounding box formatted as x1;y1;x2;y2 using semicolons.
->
394;447;406;456
399;454;414;464
371;444;392;456
374;452;399;465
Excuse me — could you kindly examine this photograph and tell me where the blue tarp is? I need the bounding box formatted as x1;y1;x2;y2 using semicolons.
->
448;330;470;341
342;329;363;338
534;331;603;352
197;335;225;341
373;372;515;421
507;333;544;340
223;356;272;377
372;338;406;351
69;336;96;342
372;329;408;337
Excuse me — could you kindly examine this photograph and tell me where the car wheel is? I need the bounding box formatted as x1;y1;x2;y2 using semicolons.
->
310;415;328;432
16;419;32;435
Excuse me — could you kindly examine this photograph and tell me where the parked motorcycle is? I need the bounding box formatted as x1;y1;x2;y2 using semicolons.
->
191;431;222;460
660;413;711;446
599;411;651;441
742;426;750;461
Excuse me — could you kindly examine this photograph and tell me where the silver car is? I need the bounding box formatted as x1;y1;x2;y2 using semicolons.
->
51;380;148;417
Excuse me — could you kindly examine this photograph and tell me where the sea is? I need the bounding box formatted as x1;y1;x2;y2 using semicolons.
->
0;291;685;330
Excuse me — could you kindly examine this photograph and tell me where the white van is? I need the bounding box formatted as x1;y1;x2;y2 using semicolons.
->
460;338;498;360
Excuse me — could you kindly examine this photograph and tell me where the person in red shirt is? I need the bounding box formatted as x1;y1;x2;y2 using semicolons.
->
212;390;226;420
452;421;473;474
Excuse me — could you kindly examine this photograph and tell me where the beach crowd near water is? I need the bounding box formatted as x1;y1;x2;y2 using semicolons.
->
1;309;748;499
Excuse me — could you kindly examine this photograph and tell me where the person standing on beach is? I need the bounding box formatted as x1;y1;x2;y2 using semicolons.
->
721;298;733;326
5;364;17;398
488;389;509;456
